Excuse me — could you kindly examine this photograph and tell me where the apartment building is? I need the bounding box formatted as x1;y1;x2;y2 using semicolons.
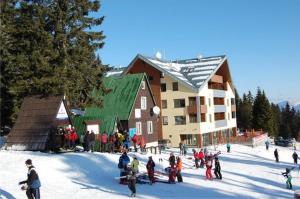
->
123;54;237;147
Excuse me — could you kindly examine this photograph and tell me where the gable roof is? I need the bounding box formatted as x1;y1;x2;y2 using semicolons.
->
6;95;71;151
82;73;152;134
123;54;227;91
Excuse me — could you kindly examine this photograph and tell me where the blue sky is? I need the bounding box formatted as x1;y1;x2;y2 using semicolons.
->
94;0;300;103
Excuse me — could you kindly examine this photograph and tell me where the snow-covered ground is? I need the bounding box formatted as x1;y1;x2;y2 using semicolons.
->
0;143;299;199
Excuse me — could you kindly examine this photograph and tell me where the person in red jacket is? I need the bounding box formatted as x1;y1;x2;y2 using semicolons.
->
109;133;116;153
198;149;205;168
132;134;138;152
205;153;213;180
70;129;78;149
192;149;199;168
101;132;107;152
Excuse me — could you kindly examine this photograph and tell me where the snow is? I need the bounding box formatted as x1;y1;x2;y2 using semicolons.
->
1;144;299;199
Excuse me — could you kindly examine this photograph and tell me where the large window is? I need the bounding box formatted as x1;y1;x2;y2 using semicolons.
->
161;83;166;92
162;100;167;109
200;96;205;105
232;112;236;118
174;99;185;108
231;98;235;105
201;113;206;122
214;97;224;105
189;114;197;123
175;116;186;125
172;82;178;91
141;97;147;110
202;133;210;146
163;116;168;125
189;97;196;106
214;112;225;120
147;121;153;134
136;122;142;135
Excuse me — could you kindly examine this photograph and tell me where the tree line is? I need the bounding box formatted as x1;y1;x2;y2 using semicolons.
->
1;0;108;127
235;88;300;139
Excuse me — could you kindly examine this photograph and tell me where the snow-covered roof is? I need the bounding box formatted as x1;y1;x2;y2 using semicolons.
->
137;54;226;90
105;68;125;77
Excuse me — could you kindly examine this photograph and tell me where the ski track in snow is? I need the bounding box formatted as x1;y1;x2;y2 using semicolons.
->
0;144;299;199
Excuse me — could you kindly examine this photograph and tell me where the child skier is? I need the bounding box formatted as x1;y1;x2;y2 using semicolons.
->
205;153;213;180
274;148;279;162
127;170;137;197
146;156;155;184
214;157;222;179
176;156;183;182
292;151;298;164
282;168;292;189
198;149;205;168
192;149;199;168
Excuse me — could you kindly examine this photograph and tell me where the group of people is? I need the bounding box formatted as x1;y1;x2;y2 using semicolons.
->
61;127;78;150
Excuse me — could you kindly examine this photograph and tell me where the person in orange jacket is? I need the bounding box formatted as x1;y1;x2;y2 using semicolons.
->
176;156;183;182
70;130;78;149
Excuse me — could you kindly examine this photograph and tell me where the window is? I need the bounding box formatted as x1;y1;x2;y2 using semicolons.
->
231;98;235;105
201;113;206;122
163;116;168;125
147;121;153;134
200;96;205;105
174;99;185;108
141;97;147;110
162;100;167;109
208;98;211;107
161;83;166;92
214;112;225;120
232;112;236;118
175;116;186;125
141;81;145;89
172;82;178;91
189;97;196;106
189;114;197;123
214;97;224;105
136;122;142;135
209;114;212;123
148;75;154;81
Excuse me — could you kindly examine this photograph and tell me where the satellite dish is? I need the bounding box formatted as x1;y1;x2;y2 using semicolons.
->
155;51;162;59
153;106;160;115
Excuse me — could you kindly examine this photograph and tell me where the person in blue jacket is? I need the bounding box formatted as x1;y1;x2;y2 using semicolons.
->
118;151;130;184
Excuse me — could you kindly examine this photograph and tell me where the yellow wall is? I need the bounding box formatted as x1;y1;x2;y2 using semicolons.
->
160;75;200;146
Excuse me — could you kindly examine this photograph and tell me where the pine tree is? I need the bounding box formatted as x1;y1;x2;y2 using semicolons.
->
235;88;242;129
239;93;253;131
279;103;292;138
270;103;280;137
1;0;107;125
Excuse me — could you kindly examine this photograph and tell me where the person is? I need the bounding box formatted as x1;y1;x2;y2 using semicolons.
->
89;130;95;152
70;129;78;149
205;153;213;180
274;148;279;162
198;149;205;168
19;159;41;199
226;142;231;153
64;130;71;149
293;151;298;164
265;139;270;150
118;151;130;184
123;131;130;150
282;168;292;189
192;149;199;168
169;153;176;168
183;143;188;156
109;133;116;153
101;132;107;152
84;131;90;152
168;165;177;184
146;156;155;184
176;156;183;182
179;142;183;155
132;134;138;152
131;155;139;175
127;170;137;197
293;138;297;150
214;157;222;180
139;136;145;153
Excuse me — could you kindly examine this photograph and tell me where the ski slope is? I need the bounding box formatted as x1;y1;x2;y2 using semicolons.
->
0;143;299;199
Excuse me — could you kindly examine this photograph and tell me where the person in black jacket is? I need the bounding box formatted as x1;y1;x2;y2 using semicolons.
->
293;151;298;164
146;156;156;184
19;159;41;199
169;153;176;167
214;157;222;179
274;149;279;162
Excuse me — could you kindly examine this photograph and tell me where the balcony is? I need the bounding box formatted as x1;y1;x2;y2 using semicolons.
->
213;90;226;98
186;105;197;114
200;105;207;113
215;120;227;128
214;105;226;113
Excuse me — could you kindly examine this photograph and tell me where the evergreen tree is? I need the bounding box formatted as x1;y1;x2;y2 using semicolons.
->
252;88;272;132
1;0;107;125
270;103;280;137
235;88;242;129
279;103;292;138
239;93;253;131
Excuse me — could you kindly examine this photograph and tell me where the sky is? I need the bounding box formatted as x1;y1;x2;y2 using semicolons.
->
94;0;300;104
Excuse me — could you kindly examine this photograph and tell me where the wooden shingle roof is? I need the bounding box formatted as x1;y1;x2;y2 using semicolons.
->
6;95;70;151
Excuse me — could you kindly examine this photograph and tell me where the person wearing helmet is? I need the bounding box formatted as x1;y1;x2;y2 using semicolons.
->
214;157;222;179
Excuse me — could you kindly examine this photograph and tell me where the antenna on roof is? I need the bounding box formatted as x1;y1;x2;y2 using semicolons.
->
155;51;162;60
197;54;203;60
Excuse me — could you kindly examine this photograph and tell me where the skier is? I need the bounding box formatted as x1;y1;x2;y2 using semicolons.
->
168;165;177;184
274;148;279;162
131;155;139;175
292;151;298;164
118;151;130;184
198;149;205;168
83;130;90;152
265;139;270;150
179;142;183;155
176;156;183;182
146;156;155;184
214;157;222;179
282;168;292;189
226;142;231;153
183;143;188;156
127;170;137;197
205;153;213;180
169;153;176;168
192;149;199;168
19;159;41;199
